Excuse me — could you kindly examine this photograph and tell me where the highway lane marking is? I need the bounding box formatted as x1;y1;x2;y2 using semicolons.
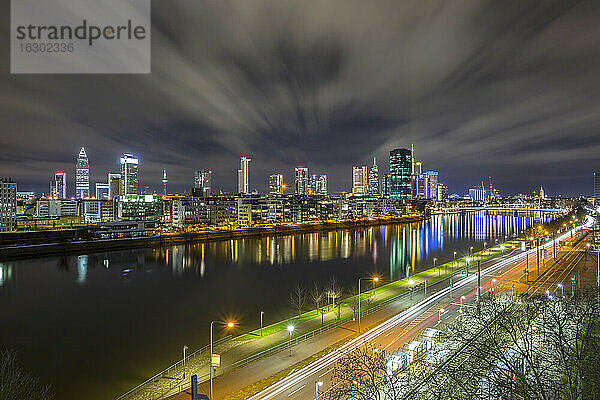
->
287;384;305;397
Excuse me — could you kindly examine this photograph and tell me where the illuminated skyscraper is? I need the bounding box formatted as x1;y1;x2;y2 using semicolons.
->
383;174;391;196
352;165;368;195
120;153;139;195
423;171;439;201
162;169;168;195
108;173;122;199
295;166;309;195
194;170;212;196
317;175;327;195
368;157;379;194
76;147;90;199
95;183;109;200
50;172;67;199
237;156;251;194
269;174;284;195
389;148;412;199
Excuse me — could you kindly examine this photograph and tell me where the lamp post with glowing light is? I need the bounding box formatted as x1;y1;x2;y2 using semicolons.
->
182;345;188;378
438;308;446;325
491;278;496;293
358;276;379;333
557;283;564;298
210;320;235;400
460;295;465;312
287;325;294;356
408;279;415;300
315;381;323;399
260;311;264;336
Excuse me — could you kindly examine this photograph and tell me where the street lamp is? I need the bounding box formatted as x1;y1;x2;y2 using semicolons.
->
408;279;415;300
460;295;465;312
491;278;496;293
260;311;264;337
358;277;379;333
315;381;323;399
182;345;188;378
557;283;564;298
210;320;235;400
287;325;295;356
438;308;446;325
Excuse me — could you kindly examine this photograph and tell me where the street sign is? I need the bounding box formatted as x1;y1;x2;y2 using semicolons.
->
211;353;221;368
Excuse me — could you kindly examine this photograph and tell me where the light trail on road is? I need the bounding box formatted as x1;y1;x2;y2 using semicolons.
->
248;223;590;400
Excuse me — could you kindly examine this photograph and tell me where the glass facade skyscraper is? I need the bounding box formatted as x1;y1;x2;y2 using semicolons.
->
237;156;251;194
76;147;90;199
50;172;67;199
389;148;412;199
295;167;309;195
368;157;379;194
194;170;212;196
119;154;139;195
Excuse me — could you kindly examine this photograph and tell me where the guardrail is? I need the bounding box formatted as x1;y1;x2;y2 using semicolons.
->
164;266;479;399
118;254;492;400
116;335;231;400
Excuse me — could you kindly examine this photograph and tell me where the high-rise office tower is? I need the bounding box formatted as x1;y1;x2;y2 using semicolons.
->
95;183;109;200
424;171;439;201
76;147;90;199
317;175;328;195
108;173;122;199
295;166;309;195
194;170;212;196
352;165;368;195
120;154;139;195
437;183;448;201
368;157;380;194
0;178;17;232
269;174;284;195
389;148;412;199
310;175;319;195
594;172;600;203
50;172;67;199
383;174;391;197
162;169;168;195
237;156;251;194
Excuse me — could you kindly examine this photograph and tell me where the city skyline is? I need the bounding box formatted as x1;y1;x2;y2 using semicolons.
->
2;1;600;195
7;145;588;198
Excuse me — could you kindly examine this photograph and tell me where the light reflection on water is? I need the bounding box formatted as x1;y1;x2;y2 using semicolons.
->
160;212;549;281
0;211;555;400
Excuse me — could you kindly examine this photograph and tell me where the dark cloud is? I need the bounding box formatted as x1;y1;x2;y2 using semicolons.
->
1;0;600;196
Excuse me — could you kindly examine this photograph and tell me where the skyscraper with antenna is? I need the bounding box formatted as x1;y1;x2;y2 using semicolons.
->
162;169;168;195
76;147;90;199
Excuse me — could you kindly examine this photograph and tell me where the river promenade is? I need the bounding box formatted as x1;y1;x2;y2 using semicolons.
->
119;234;527;400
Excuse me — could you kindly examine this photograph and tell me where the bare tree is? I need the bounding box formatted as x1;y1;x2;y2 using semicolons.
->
0;350;54;400
309;281;323;315
288;283;307;322
324;344;402;400
402;292;600;400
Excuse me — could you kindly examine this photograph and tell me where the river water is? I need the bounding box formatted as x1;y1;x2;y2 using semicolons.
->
0;212;553;399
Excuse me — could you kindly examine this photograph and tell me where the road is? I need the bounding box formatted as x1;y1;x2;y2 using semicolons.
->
248;224;589;400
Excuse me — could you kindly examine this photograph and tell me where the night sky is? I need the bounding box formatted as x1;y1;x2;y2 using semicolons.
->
1;0;600;196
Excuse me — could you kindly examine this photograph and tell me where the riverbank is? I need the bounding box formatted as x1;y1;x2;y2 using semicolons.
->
121;233;528;400
0;214;426;260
